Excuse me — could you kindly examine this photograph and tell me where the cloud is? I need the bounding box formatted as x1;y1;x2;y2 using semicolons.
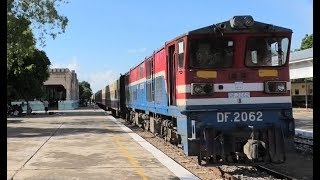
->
50;56;79;71
127;47;147;54
78;70;120;93
49;56;119;93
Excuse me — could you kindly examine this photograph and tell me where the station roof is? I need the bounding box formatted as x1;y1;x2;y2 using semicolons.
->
289;48;313;79
289;48;313;63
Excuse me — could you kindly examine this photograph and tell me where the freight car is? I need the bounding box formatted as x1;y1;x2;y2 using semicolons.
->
96;15;295;165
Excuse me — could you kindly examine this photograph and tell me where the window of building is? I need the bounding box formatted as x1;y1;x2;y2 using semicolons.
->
295;89;299;95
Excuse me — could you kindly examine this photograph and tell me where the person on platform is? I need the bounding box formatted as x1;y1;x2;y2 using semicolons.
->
43;100;49;114
27;103;32;115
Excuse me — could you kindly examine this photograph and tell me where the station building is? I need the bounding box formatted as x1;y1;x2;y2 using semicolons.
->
44;68;79;102
289;48;313;108
12;68;80;111
43;68;80;109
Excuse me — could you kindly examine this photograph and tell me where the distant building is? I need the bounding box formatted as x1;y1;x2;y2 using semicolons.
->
43;68;79;108
289;48;313;107
289;48;313;79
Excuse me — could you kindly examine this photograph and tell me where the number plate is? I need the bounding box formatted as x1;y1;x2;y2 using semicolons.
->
228;92;250;98
217;111;263;123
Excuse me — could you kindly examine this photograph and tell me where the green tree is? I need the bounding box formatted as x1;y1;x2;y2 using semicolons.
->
8;0;68;45
79;81;93;101
7;0;68;74
8;49;51;102
7;0;69;101
300;34;313;50
7;15;35;75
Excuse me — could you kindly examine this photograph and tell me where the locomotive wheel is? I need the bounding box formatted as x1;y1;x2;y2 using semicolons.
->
198;150;209;166
205;151;209;165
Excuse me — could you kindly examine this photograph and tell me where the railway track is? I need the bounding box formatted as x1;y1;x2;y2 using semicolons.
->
294;136;313;147
255;165;297;180
294;136;313;157
117;118;299;180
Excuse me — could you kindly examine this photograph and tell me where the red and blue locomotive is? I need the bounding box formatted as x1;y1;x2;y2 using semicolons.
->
95;15;295;164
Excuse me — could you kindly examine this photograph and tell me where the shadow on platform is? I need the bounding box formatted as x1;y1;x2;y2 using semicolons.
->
7;126;127;138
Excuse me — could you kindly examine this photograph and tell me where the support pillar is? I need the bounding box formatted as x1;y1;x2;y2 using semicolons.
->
305;79;308;109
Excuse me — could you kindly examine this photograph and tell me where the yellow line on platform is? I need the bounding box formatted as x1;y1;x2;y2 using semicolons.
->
113;137;148;180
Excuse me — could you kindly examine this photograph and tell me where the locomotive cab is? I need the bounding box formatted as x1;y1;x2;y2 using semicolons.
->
173;16;294;164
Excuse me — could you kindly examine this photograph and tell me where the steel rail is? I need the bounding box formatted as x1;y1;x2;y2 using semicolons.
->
255;165;297;180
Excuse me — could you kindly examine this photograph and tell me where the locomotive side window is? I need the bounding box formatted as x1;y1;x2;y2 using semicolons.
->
178;41;184;69
245;37;289;67
189;38;234;68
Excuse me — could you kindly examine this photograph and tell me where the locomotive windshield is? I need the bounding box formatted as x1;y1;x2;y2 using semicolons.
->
189;38;234;68
245;37;289;67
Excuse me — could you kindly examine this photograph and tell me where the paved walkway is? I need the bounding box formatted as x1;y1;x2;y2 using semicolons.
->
7;107;313;179
7;109;197;180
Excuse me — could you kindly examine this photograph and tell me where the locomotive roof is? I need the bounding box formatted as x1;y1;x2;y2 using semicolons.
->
164;16;292;46
187;18;292;35
124;16;293;81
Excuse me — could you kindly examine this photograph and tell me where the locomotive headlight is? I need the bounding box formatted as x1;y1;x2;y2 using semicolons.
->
264;81;287;93
230;15;254;28
277;84;286;92
233;17;242;27
203;84;213;94
191;83;214;95
193;85;203;94
230;16;242;28
243;16;254;26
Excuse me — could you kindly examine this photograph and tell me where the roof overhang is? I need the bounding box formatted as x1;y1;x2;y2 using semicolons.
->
289;58;313;64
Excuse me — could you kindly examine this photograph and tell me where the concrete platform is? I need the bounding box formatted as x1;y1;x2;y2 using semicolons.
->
7;109;198;180
293;108;313;131
295;129;313;139
292;108;313;138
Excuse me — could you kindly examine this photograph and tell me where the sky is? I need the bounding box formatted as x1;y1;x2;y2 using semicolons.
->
37;0;313;93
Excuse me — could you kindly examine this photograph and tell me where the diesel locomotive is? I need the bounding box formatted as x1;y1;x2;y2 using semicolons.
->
95;15;295;164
